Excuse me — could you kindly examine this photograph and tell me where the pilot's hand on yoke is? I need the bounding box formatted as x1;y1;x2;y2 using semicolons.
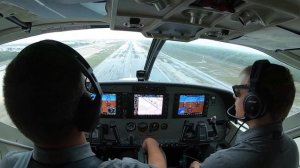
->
142;137;167;168
190;161;201;168
142;137;160;151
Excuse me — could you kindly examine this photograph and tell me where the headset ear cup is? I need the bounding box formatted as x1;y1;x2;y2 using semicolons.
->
243;93;263;119
75;93;100;132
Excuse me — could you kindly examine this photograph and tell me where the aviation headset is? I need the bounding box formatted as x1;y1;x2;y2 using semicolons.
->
73;51;102;132
243;59;270;120
49;40;102;132
227;59;270;121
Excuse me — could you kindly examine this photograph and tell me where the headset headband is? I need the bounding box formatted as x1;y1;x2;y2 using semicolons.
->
74;53;102;101
43;40;102;101
249;59;271;92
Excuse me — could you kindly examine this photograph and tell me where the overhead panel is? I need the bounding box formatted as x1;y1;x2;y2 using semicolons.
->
110;0;300;44
111;0;247;41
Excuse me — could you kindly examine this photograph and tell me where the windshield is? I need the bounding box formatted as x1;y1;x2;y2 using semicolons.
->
0;29;299;127
150;40;300;117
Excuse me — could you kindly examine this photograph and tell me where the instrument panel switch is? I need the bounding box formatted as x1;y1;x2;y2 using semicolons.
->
149;122;159;132
138;122;148;132
126;122;136;132
161;123;168;130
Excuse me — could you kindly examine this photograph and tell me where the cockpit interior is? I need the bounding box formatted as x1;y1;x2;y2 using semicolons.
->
88;82;232;166
0;0;300;167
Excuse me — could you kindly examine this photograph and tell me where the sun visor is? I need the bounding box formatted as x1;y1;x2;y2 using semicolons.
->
230;27;300;51
4;0;107;19
80;3;107;16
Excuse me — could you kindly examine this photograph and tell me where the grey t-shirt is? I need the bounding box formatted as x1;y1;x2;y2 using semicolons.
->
0;143;155;168
201;123;299;168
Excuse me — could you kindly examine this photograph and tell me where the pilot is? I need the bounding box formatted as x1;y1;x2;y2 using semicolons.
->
0;40;167;168
190;60;299;168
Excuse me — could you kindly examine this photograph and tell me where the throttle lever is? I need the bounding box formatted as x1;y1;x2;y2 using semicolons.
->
207;116;218;137
110;122;121;144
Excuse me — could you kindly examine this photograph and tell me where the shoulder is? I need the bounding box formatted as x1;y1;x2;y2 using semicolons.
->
200;145;258;168
201;134;299;168
276;133;299;157
283;133;298;147
200;149;233;168
282;134;299;160
0;150;32;167
99;158;156;168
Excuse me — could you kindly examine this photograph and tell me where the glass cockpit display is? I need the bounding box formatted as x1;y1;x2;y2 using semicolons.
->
101;93;117;115
177;95;205;116
134;94;163;116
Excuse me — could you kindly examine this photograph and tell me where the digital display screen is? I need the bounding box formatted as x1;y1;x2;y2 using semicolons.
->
177;95;205;116
134;94;163;116
101;93;117;115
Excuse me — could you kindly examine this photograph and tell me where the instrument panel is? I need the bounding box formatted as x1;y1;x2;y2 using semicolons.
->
86;82;234;165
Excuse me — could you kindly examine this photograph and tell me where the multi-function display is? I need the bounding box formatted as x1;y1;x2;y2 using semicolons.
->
133;94;164;116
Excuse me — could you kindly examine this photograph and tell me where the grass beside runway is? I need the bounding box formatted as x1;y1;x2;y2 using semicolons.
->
86;41;126;68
